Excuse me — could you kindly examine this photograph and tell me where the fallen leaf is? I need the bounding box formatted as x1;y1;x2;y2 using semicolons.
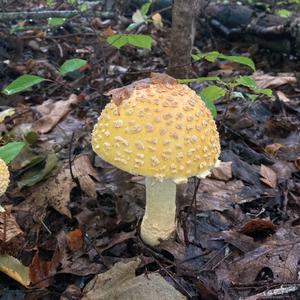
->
252;73;296;88
260;165;277;189
19;166;74;219
193;179;244;211
210;161;232;181
215;227;300;285
29;251;59;288
152;13;163;28
19;156;98;219
239;219;276;237
0;255;30;287
82;258;185;300
0;108;15;123
0;208;23;243
72;155;99;198
276;91;290;102
33;94;82;133
264;143;283;156
66;229;83;252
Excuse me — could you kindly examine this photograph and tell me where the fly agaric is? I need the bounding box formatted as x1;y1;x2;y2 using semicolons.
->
92;73;220;246
0;158;9;196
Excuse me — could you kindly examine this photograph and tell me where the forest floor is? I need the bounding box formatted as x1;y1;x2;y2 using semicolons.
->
0;1;300;300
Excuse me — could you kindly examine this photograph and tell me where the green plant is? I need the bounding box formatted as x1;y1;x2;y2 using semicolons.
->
2;59;88;95
179;51;272;117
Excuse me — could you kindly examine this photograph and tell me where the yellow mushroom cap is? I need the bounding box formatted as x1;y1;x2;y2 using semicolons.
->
0;158;9;196
92;73;220;180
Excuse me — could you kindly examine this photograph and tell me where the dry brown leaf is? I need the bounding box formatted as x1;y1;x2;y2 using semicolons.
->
19;155;98;219
252;73;296;88
260;165;277;189
72;155;99;198
0;208;23;243
216;227;300;285
152;13;163;28
66;229;83;252
264;143;283;156
239;219;276;237
276;91;290;102
210;161;232;181
33;94;82;133
294;157;300;171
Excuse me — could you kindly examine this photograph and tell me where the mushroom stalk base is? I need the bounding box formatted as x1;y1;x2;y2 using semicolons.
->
141;177;177;246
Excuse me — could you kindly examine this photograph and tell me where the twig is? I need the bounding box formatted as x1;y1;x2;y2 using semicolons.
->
68;132;76;183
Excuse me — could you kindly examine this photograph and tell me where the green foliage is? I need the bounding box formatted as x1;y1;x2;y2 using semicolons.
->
2;59;88;95
0;142;25;164
192;51;256;71
107;34;152;49
181;52;273;117
59;58;87;75
47;17;66;26
18;153;58;188
275;9;291;18
128;0;152;30
235;76;272;96
178;76;221;84
2;75;46;96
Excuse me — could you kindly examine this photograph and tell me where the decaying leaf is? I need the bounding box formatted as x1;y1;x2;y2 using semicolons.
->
252;73;296;88
216;227;300;285
276;90;290;102
210;161;232;181
260;165;277;189
66;229;83;252
194;178;244;211
29;251;60;288
82;258;185;300
72;155;99;198
294;157;300;171
33;94;83;133
19;155;98;219
0;255;30;287
264;143;283;156
0;108;15;123
239;219;276;237
0;208;23;243
152;13;163;28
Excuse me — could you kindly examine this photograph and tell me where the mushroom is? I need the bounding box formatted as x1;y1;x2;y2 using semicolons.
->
92;73;220;246
0;158;9;197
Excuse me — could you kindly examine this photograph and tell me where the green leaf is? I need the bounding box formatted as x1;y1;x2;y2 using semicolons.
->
59;58;87;76
192;51;256;71
79;3;88;12
107;34;128;49
107;34;152;50
18;153;58;188
47;17;66;26
200;85;226;102
140;1;152;16
2;75;46;95
47;0;53;7
0;142;25;164
275;9;291;17
127;34;152;49
177;76;221;84
236;76;272;96
198;94;217;118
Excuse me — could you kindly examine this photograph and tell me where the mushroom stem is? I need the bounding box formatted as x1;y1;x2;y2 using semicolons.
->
141;177;177;246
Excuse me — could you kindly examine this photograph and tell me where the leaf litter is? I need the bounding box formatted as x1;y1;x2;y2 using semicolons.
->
0;1;300;299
